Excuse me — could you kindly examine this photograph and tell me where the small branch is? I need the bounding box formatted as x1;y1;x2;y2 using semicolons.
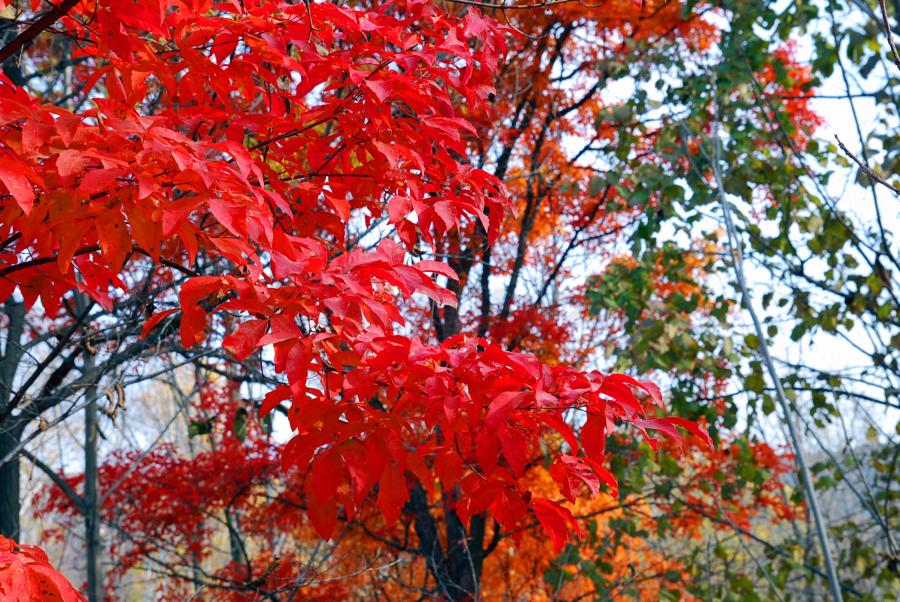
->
133;246;200;277
0;245;100;279
878;0;900;72
0;0;81;64
21;449;86;514
835;135;900;195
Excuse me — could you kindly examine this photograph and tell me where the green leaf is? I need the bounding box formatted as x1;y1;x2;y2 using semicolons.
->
232;408;249;441
188;417;214;439
866;426;877;442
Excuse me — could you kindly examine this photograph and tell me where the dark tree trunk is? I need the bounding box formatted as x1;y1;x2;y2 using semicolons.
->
445;508;488;600
84;378;104;601
410;482;492;601
0;425;22;539
0;299;26;540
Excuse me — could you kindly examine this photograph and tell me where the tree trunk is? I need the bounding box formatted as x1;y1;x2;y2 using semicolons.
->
0;299;26;540
80;293;103;601
410;482;489;601
84;390;103;601
0;427;22;539
226;378;249;573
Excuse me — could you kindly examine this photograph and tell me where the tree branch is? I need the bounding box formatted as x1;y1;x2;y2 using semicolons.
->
0;0;80;64
21;449;85;514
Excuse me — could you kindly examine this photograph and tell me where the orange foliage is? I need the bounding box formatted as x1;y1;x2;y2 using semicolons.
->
758;43;824;147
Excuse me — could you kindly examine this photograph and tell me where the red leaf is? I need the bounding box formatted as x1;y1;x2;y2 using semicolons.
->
556;455;602;497
208;197;247;237
668;417;713;449
365;79;392;102
308;448;343;503
377;462;408;526
580;413;607;461
635;416;715;450
222;319;267;360
178;277;222;348
140;308;178;339
581;456;619;497
387;196;412;223
259;385;290;419
307;496;338;540
56;149;88;178
415;260;459;281
497;426;527;477
0;536;85;601
633;417;681;447
485;391;528;430
396;219;418;251
638;379;663;406
0;159;35;213
535;412;580;453
531;498;578;553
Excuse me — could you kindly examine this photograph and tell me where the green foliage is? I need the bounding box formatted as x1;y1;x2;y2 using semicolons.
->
576;0;900;596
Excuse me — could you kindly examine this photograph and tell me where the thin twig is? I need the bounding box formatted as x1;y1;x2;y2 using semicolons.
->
877;0;900;71
835;135;900;195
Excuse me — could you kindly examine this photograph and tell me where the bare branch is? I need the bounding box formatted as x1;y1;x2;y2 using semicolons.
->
878;0;900;71
0;0;80;64
835;134;900;195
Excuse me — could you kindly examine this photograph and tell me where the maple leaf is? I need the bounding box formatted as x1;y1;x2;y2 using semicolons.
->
0;536;85;602
0;159;36;214
530;498;580;554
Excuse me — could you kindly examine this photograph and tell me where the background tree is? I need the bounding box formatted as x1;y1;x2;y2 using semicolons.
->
578;0;900;596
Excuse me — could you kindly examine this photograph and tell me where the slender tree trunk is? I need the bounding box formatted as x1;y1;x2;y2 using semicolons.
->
79;292;103;601
710;117;842;601
84;389;103;601
445;510;487;601
409;481;490;601
0;427;22;539
226;375;248;571
0;299;26;539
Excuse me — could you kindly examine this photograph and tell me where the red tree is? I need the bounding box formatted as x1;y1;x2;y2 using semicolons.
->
0;0;720;598
34;381;797;600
